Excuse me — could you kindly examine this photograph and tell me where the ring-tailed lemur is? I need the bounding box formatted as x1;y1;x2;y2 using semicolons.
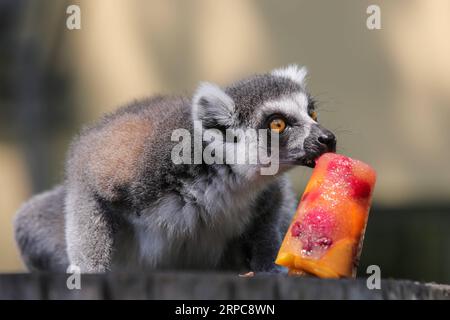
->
14;65;336;273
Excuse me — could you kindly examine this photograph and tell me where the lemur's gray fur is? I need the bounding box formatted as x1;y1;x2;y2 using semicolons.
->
14;65;336;273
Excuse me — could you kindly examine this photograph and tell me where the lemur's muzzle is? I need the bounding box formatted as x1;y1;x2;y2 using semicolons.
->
302;124;337;167
316;127;336;153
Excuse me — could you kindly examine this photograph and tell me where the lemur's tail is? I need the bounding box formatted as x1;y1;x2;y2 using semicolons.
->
14;185;69;272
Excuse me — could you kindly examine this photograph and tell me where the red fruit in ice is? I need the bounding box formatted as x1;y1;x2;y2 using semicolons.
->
349;177;371;198
301;209;335;237
327;155;352;176
291;221;302;237
291;209;335;255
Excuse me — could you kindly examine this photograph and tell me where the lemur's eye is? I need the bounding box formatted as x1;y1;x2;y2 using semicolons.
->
269;118;286;133
310;111;318;121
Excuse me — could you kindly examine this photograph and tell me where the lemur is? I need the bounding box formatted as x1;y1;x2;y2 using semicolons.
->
14;65;336;273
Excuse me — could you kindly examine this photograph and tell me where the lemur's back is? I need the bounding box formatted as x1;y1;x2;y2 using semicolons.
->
66;95;192;202
14;95;191;272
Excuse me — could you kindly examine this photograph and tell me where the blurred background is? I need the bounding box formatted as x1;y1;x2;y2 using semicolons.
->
1;0;449;283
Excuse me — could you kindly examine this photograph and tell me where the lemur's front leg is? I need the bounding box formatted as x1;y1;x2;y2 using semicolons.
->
236;180;296;273
242;187;294;274
244;213;286;274
65;189;115;273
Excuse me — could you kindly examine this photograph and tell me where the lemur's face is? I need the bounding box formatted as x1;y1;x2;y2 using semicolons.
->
192;65;336;177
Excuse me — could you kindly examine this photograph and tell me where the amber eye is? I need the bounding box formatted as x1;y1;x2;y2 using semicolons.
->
310;111;318;121
269;118;286;133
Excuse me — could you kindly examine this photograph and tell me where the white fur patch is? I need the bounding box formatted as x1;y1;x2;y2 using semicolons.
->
126;169;267;269
191;82;236;126
260;92;311;121
271;64;308;87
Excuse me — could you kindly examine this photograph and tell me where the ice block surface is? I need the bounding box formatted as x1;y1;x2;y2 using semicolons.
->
275;153;376;278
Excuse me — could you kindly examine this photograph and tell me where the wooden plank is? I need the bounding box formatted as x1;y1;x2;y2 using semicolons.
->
0;273;448;300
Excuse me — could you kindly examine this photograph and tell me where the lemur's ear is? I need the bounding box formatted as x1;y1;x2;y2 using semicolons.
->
271;64;308;88
192;82;236;128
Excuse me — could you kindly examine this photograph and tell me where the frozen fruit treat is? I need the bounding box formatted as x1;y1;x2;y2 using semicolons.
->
275;153;376;278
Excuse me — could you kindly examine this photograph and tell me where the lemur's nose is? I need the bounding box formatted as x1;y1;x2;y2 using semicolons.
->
318;131;336;152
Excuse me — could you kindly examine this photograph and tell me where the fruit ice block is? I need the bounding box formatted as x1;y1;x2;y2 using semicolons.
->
275;153;376;278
